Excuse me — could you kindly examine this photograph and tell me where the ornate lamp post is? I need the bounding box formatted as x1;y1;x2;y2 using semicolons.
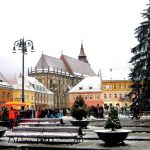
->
13;38;34;108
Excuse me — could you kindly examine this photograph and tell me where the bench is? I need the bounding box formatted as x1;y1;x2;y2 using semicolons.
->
18;118;65;127
5;126;85;143
140;111;150;117
20;118;62;123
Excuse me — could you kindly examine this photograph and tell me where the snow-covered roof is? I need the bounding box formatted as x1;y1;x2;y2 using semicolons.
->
0;72;13;89
0;81;13;89
13;77;36;92
101;68;130;81
68;76;101;93
25;76;53;95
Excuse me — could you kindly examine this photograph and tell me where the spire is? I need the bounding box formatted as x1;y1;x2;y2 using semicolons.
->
78;41;88;63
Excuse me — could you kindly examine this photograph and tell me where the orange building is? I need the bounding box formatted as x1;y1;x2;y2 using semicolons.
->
0;72;13;110
68;76;103;108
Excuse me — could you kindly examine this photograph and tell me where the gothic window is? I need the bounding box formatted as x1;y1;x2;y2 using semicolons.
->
50;79;53;89
2;91;5;98
7;92;10;99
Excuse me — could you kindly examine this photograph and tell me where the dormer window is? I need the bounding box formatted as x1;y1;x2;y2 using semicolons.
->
79;87;82;90
89;86;92;89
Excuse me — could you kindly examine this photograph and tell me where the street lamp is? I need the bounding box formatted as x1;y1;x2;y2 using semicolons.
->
13;38;34;108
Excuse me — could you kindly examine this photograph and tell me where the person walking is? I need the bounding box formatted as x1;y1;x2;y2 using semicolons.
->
132;105;140;120
8;107;16;129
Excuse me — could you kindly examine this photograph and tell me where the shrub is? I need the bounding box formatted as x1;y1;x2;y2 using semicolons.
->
104;107;122;131
71;95;88;120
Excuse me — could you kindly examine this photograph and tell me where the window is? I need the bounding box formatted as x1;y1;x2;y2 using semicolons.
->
114;94;117;98
89;86;92;89
120;94;122;99
2;91;5;98
119;84;122;89
50;79;53;89
7;92;10;99
109;94;112;98
104;85;112;90
104;94;107;98
26;95;29;101
95;94;99;100
124;84;127;89
84;95;88;100
114;84;116;89
79;87;82;90
89;95;92;99
73;96;76;101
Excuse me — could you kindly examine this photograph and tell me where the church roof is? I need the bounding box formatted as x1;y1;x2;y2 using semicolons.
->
35;53;96;77
35;54;67;72
60;54;96;76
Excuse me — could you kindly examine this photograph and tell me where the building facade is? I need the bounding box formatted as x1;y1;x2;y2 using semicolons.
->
13;77;36;110
102;80;132;108
13;76;53;110
68;76;103;108
0;72;13;110
101;68;132;109
28;43;96;109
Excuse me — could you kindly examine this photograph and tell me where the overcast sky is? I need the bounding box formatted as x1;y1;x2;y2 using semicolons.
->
0;0;148;81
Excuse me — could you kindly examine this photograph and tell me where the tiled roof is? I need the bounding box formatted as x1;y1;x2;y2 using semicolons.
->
35;54;67;72
35;53;96;77
61;55;96;76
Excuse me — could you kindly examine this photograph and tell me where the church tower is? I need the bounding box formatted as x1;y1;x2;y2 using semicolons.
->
78;42;88;63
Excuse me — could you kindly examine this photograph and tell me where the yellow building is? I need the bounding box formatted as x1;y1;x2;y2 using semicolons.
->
101;68;132;109
13;77;35;110
0;72;14;110
102;80;132;108
13;76;54;111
